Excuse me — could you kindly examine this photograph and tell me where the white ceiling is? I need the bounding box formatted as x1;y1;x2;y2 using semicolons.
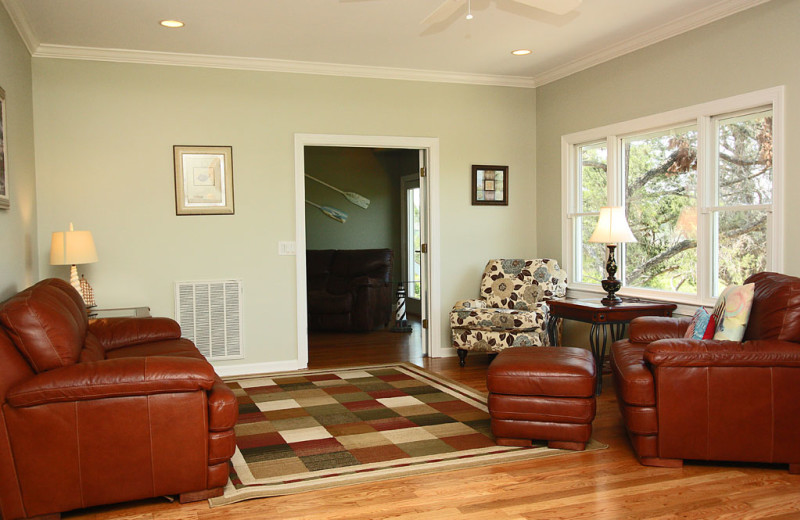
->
2;0;770;87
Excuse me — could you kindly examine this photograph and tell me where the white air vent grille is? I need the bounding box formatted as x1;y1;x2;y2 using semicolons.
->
175;280;243;360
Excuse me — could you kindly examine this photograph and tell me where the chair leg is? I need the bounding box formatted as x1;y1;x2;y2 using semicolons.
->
179;487;224;503
457;349;468;367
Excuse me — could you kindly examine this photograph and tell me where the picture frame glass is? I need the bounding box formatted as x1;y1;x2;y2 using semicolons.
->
174;146;234;215
472;165;508;205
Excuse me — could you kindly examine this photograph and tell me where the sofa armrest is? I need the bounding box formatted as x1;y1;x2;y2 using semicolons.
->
88;317;182;351
645;338;800;367
7;356;216;407
629;316;692;343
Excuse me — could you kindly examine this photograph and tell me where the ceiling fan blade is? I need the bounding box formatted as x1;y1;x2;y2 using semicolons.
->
511;0;582;15
420;0;467;25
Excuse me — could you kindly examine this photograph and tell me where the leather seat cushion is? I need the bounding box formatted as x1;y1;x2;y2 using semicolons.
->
487;346;596;398
105;339;206;361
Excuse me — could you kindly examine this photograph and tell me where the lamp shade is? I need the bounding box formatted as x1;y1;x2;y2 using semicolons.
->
589;206;637;244
50;224;98;265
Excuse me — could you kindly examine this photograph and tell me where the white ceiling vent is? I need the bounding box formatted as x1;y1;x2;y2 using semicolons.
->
175;280;243;360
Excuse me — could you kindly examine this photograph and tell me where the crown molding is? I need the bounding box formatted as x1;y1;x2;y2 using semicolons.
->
32;44;538;89
15;0;770;89
532;0;773;87
1;0;39;54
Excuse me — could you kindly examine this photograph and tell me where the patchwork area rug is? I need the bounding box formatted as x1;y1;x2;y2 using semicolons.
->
211;362;605;506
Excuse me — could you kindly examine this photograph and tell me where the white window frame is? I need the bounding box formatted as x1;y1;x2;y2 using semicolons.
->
561;87;784;311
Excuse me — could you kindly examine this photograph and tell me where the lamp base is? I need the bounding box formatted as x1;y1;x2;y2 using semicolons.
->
600;278;622;305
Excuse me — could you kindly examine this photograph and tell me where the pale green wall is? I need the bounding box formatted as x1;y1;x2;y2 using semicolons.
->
536;0;800;279
0;6;37;298
32;59;537;367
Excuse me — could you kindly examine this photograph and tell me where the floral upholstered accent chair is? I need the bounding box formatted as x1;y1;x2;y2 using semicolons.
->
450;259;567;366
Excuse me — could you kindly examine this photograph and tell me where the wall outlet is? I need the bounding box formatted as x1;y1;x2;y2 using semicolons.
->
278;241;296;256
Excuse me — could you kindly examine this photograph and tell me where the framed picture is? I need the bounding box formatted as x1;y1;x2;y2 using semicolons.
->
173;145;234;215
0;86;8;210
472;165;508;206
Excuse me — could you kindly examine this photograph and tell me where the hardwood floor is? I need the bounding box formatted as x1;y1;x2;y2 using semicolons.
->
65;324;800;520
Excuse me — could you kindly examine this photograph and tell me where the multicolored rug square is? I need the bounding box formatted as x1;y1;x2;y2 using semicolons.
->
210;362;605;506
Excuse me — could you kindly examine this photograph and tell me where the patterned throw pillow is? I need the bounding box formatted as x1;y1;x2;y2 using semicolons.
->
684;307;717;340
712;283;755;342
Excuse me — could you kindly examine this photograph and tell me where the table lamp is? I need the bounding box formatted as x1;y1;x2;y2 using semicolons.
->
589;206;636;305
50;222;98;304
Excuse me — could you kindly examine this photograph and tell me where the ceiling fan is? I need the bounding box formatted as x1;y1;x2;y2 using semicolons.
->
421;0;582;25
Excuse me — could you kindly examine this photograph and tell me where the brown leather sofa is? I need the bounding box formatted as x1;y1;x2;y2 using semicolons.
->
0;279;238;520
611;272;800;473
306;248;393;332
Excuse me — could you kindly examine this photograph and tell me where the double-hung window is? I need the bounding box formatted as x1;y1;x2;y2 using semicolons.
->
562;87;783;306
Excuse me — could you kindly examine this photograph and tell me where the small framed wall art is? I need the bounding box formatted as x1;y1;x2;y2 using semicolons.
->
472;165;508;206
0;85;8;210
174;145;234;215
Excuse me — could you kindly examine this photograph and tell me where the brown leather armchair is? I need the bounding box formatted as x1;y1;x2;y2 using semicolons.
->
0;279;238;520
306;249;394;332
611;272;800;474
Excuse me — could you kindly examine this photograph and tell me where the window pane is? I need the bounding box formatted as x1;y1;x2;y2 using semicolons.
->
714;209;767;296
578;215;606;284
717;110;772;206
579;143;607;213
623;126;698;294
407;187;421;299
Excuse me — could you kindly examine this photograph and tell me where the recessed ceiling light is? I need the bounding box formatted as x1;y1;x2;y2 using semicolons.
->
511;49;532;56
160;20;185;28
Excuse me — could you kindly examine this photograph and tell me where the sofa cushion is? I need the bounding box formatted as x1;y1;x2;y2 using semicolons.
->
712;283;754;342
105;338;207;361
0;279;88;373
743;271;800;342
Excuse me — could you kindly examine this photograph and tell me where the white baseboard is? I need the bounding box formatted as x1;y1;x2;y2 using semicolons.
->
212;359;307;378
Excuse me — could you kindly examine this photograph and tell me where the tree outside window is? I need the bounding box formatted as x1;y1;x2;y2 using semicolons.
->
564;89;781;304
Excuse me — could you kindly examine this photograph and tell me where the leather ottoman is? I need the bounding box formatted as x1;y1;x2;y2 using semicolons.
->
486;346;597;450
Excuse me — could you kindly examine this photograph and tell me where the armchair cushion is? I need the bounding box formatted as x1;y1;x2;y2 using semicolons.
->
7;356;217;407
88;317;182;352
450;304;545;332
479;259;563;310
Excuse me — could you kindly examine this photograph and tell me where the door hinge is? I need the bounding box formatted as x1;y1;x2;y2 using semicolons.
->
420;243;428;254
422;319;428;329
420;167;426;178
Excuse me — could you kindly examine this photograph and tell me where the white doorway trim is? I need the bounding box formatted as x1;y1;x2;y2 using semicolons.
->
293;134;442;367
